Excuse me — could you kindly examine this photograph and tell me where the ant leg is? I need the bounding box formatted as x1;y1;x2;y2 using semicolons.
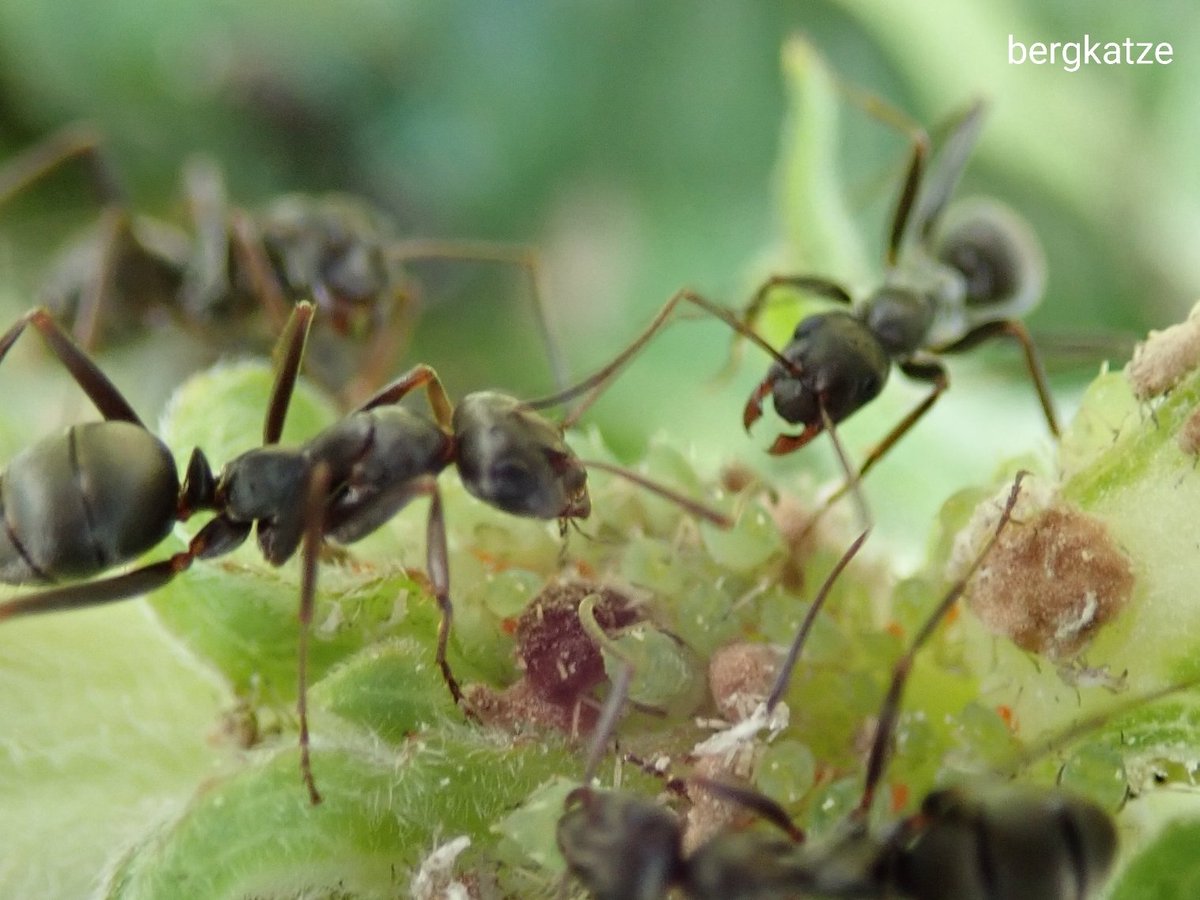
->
937;318;1060;437
179;154;293;329
905;101;988;247
339;283;414;409
417;476;468;709
322;472;464;709
320;471;467;711
743;275;853;332
830;81;940;266
65;207;131;350
262;301;316;445
0;514;252;622
389;239;567;394
0;307;143;424
882;125;927;266
177;157;292;329
295;461;332;806
353;363;454;429
0;123;124;211
851;89;991;261
855;473;1026;817
522;288;790;428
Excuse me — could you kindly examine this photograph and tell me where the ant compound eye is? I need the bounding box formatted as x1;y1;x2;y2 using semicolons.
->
935;199;1045;317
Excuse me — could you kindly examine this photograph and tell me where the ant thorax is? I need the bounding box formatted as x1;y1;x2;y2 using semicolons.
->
878;250;972;350
890;197;1047;349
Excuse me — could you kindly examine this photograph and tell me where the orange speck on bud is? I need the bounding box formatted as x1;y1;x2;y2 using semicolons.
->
469;548;512;573
995;703;1018;733
889;781;910;814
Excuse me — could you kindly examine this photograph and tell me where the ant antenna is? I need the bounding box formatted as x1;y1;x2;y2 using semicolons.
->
387;239;568;394
818;401;870;533
376;240;559;401
579;457;733;529
764;401;872;714
688;776;806;843
523;288;795;427
857;471;1027;816
581;654;635;788
766;528;869;713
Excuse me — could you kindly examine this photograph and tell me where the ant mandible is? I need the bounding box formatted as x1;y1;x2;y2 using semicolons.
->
558;474;1134;900
0;126;562;403
0;301;731;806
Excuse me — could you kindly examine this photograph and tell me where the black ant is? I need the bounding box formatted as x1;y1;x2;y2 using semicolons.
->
734;94;1060;517
0;125;560;403
544;107;1056;536
0;301;731;805
557;474;1147;900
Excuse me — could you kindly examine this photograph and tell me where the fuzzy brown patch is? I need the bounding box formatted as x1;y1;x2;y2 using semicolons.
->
681;755;749;855
516;579;642;706
966;503;1133;658
463;679;597;734
1126;302;1200;400
1178;406;1200;456
708;642;780;722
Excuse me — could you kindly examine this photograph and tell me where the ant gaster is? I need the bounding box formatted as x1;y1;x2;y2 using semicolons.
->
0;301;730;805
558;475;1129;900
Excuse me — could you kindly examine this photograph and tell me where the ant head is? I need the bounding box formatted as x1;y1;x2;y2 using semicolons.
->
770;311;891;426
932;198;1045;322
557;787;682;900
452;392;590;520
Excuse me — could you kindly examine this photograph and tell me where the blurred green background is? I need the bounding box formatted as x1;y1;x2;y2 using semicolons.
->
0;1;1197;895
